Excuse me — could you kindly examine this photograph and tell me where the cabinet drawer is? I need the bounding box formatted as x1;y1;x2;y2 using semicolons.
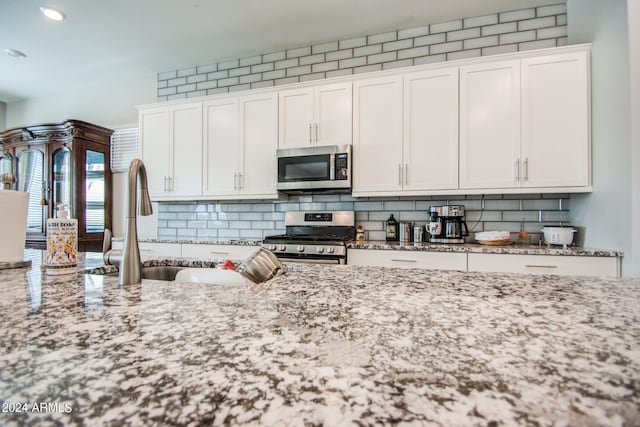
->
138;242;181;258
181;244;259;261
467;253;619;277
348;249;466;271
110;241;181;257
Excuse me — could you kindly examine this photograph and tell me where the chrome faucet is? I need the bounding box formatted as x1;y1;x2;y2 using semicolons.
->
104;159;153;285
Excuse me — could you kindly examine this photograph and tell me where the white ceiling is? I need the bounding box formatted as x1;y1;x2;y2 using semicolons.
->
0;0;563;104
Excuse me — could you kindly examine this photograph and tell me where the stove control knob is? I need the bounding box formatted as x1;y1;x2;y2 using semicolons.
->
279;245;286;251
297;245;305;252
269;245;277;251
327;247;335;254
317;246;324;253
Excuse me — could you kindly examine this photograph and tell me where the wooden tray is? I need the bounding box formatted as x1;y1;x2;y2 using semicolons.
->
476;238;513;246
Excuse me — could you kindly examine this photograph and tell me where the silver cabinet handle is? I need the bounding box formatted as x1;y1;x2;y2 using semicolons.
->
169;176;173;191
238;172;243;190
525;264;558;269
391;259;417;263
309;124;312;144
209;251;230;255
523;157;528;181
233;172;237;190
315;123;319;143
398;164;402;185
515;158;520;182
404;163;408;186
163;176;168;192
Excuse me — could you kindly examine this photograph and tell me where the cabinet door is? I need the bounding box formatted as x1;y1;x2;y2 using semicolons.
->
315;82;352;146
352;76;403;195
203;98;239;197
170;102;203;197
139;106;170;198
403;68;458;191
521;52;590;188
278;88;314;148
348;249;467;271
467;253;619;277
239;92;278;197
460;60;521;189
181;243;260;261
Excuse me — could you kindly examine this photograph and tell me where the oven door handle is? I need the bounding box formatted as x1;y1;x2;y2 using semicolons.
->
280;258;345;264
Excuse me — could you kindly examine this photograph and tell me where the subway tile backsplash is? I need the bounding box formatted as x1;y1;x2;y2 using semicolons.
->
157;3;567;100
157;194;571;243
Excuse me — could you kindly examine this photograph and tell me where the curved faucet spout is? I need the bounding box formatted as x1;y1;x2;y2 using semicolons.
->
121;158;153;285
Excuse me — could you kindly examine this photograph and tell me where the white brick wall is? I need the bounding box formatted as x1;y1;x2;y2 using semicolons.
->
157;194;571;243
157;3;568;100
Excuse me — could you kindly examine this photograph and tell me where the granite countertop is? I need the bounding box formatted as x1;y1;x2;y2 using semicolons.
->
348;241;623;257
1;250;638;425
112;237;262;246
115;237;623;258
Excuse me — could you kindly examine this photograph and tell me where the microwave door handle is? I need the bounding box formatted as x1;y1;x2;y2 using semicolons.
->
330;153;335;180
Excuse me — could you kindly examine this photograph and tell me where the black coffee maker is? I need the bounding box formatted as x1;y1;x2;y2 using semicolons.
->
427;205;469;244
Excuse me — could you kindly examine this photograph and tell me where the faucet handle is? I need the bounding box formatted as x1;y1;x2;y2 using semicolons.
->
103;228;112;254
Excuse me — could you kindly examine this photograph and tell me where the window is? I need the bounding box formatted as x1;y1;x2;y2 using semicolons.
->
110;127;139;172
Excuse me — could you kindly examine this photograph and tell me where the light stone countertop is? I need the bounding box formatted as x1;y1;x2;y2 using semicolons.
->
349;241;623;257
114;237;623;257
0;250;638;426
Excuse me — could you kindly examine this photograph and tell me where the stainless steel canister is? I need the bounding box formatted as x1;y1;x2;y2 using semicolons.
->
236;248;284;283
413;224;424;243
399;222;413;243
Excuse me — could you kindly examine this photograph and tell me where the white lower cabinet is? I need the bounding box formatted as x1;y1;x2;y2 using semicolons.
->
135;242;182;258
181;244;260;260
467;253;620;277
347;249;467;271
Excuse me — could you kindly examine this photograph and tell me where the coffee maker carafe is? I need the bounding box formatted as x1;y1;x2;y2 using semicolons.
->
427;205;469;244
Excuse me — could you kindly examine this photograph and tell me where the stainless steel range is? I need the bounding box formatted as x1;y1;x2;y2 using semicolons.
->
262;211;355;264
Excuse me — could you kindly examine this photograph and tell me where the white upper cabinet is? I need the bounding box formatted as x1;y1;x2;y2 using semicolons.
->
520;51;590;188
140;102;203;199
239;92;278;197
170;103;203;197
203;98;239;197
403;67;459;192
460;48;591;192
203;92;278;199
352;76;403;195
139;106;170;198
353;68;459;196
279;82;352;148
459;60;521;190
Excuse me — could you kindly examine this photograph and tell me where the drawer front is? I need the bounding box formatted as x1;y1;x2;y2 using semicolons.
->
181;244;259;261
348;249;466;270
468;253;619;277
138;242;182;258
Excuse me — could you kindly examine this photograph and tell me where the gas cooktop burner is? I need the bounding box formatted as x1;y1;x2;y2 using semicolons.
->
262;211;356;264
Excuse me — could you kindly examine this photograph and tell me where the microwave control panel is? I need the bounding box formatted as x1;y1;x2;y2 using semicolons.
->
335;153;349;180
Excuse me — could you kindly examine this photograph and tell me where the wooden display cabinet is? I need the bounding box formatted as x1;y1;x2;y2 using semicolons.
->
0;120;114;252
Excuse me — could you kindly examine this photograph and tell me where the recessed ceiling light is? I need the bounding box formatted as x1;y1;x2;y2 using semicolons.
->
5;48;27;59
40;6;66;21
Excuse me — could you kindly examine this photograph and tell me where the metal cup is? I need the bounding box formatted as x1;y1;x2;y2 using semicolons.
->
413;225;424;243
236;248;284;283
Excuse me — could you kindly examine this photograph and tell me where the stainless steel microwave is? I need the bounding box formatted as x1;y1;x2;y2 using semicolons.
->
276;145;351;192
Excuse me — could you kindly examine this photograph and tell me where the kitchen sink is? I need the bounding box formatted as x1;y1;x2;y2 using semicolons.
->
105;266;184;281
139;266;184;281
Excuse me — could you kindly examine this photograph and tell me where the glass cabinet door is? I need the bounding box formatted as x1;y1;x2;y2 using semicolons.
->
0;154;12;175
16;149;45;233
85;150;105;233
52;147;71;212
